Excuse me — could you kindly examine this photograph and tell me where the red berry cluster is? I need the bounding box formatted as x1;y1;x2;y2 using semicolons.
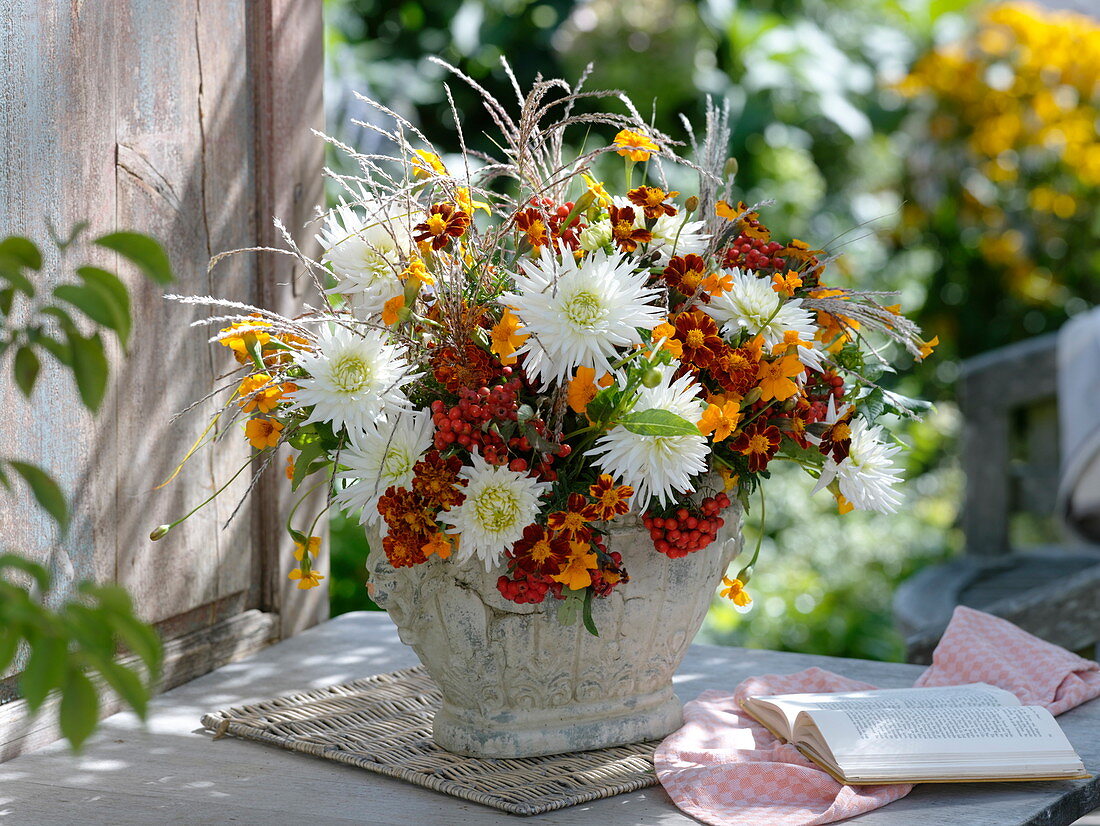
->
496;574;562;604
643;493;732;558
430;377;522;460
722;234;786;272
805;370;845;416
529;196;584;250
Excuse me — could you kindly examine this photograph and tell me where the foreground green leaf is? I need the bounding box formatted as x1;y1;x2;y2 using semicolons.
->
618;408;699;437
95;232;172;284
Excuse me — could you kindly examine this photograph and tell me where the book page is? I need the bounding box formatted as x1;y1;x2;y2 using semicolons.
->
804;705;1073;758
748;683;1017;738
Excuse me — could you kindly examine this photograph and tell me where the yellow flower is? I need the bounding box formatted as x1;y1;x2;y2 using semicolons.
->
411;149;446;179
697;401;742;443
294;536;321;561
456;187;491;216
285;455;295;480
238;373;287;414
720;576;751;609
835;493;854;515
918;335;939;360
490;308;528;366
382;293;405;326
756;355;804;402
771;270;803;298
552;543;597;590
288;568;324;590
245;418;283;450
652;321;683;358
717;465;739;492
581;173;612;207
219;316;272;364
400;256;432;287
612;128;659;162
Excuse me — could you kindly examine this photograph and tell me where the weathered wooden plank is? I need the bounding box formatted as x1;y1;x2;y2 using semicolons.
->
248;0;328;639
2;613;1100;824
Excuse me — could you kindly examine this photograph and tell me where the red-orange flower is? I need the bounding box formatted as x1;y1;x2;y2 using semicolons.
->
377;486;435;536
515;208;550;249
430;342;496;394
382;529;429;568
674;310;724;368
412;451;467;510
627;185;678;219
584;475;633;521
731;423;782;473
413;203;471;250
546;493;593;542
662;254;708;297
508;524;569;577
711;346;759;397
608;205;652;252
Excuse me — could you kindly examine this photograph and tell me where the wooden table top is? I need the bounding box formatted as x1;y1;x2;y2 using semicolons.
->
0;611;1097;825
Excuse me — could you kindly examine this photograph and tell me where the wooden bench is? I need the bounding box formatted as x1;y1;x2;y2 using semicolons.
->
895;334;1100;663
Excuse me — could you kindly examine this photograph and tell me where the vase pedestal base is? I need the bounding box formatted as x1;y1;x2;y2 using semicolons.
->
431;684;684;758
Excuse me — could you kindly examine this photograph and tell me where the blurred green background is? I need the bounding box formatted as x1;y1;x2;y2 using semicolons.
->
321;0;1100;661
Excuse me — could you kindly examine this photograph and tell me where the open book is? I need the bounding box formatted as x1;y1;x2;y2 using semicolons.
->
741;683;1088;784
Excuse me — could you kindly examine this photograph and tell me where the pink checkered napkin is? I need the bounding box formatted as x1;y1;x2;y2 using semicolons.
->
655;606;1100;826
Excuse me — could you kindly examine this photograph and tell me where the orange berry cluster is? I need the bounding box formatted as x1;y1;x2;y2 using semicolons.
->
643;493;731;559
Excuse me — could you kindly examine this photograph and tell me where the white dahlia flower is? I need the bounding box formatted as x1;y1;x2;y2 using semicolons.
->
502;247;664;388
289;326;417;434
437;453;549;570
318;199;410;319
702;268;817;348
587;365;709;510
335;412;434;525
813;418;903;513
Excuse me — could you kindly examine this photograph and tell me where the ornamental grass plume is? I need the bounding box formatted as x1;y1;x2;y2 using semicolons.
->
157;58;931;628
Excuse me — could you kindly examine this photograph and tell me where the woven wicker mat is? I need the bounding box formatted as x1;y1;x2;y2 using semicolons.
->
200;665;660;816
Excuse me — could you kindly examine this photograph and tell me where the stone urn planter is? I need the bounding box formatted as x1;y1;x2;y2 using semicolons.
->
365;504;742;758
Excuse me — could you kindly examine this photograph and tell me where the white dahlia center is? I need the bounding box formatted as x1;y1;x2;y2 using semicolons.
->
472;483;521;533
563;289;605;329
382;448;414;481
331;354;372;392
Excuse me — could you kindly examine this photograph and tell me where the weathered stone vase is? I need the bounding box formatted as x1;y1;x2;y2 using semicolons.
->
365;505;742;758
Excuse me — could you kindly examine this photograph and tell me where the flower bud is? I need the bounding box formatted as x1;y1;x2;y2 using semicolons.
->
579;220;613;252
735;565;752;584
149;525;172;541
723;157;739;178
740;387;762;406
684;195;699;213
641;366;663;388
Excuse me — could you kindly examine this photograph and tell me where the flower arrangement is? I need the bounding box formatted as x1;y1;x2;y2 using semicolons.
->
157;62;931;629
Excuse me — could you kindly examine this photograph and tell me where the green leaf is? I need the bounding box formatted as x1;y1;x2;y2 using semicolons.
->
77;267;132;348
95;232;172;284
67;331;109;413
53;284;121;337
21;633;66;711
0;236;42;270
291;440;325;491
8;461;68;533
108;611;163;675
618;408;699;437
0;628;19;673
586;387;622;424
14;346;39;397
59;667;99;751
92;659;149;719
37;333;73;366
40;305;79;336
0;552;51;591
581;589;599;637
556;590;583;626
0;287;14;315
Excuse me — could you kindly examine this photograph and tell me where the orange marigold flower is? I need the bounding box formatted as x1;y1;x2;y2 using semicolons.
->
756;355;804;402
701;271;733;296
608;205;652;252
918;335;939;359
731;422;782;472
663;254;708;297
612;128;659;162
627;185;678;219
238;373;287;414
382;293;405;326
567;365;599;414
245;418;283;450
771;270;803;297
711;346;758;397
377;486;436;536
584;474;633;521
715;200;753;221
509;524;569;577
515;208;550;249
412;451;467;510
546;493;593;542
412;203;470;250
552;541;598;590
219;315;272;364
288;567;325;590
674;310;724;368
781;239;824;262
698;400;742;443
422;531;453;560
652;322;683;359
382;529;429;568
490;308;528;366
720;575;751;609
285;455;295;480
